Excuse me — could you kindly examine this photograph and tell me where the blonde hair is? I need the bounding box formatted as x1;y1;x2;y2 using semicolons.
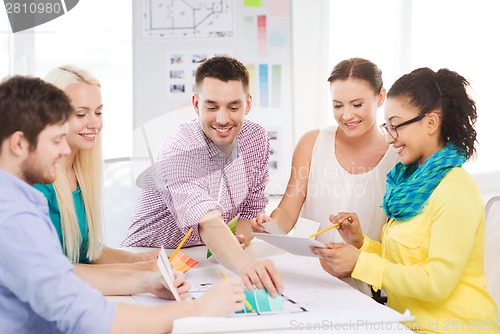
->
44;65;103;263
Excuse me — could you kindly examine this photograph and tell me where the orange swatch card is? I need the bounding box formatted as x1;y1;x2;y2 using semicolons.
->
170;250;199;272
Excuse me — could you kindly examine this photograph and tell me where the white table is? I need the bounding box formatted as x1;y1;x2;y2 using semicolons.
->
116;240;415;333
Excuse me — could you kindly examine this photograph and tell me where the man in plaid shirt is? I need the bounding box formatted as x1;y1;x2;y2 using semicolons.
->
123;56;283;296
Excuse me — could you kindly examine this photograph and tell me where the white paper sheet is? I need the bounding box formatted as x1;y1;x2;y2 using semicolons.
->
253;233;326;257
133;249;414;333
171;253;414;333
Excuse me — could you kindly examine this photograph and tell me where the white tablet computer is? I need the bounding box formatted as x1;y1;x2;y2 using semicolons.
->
253;233;326;257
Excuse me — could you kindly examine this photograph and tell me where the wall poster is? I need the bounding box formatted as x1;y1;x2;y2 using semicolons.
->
133;0;293;195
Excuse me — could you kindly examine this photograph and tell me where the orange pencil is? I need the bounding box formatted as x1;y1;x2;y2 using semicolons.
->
308;217;351;238
169;228;192;261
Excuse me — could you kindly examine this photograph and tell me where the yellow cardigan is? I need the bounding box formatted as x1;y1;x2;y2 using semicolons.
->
352;168;499;334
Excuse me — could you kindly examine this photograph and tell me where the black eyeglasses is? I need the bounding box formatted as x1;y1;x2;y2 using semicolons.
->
380;113;427;139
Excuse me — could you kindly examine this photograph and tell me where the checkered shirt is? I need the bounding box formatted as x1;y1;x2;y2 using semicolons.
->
122;119;269;248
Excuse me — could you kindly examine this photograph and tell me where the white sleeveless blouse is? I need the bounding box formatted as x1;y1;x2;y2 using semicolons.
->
300;126;398;294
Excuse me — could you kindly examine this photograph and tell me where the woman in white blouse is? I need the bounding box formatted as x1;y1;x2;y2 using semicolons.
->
254;58;398;295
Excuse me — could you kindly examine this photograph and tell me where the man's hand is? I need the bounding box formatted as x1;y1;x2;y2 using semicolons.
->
240;258;283;298
195;278;245;316
149;270;191;300
235;234;246;249
251;213;272;233
235;219;254;246
199;210;284;298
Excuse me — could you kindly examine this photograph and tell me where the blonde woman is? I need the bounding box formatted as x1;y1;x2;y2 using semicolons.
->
34;65;157;270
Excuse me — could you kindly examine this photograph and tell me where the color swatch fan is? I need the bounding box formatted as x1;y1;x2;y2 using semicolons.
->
170;250;199;272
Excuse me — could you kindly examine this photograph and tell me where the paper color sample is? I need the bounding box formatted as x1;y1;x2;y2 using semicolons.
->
244;0;262;6
257;15;267;58
259;64;269;107
170;250;199;272
271;64;282;107
237;289;285;314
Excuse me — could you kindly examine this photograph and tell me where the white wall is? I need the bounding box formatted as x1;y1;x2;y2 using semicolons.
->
291;0;331;144
3;1;499;200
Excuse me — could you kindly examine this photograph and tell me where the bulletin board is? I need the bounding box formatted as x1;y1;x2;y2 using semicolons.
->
132;0;294;195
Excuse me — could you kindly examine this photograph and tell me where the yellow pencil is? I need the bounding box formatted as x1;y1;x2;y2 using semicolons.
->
308;217;351;238
220;272;257;314
169;228;192;261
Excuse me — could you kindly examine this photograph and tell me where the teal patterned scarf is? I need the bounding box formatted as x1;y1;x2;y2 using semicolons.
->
382;142;466;220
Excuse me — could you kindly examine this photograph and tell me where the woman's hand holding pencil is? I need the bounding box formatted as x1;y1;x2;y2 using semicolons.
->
328;212;364;249
308;220;344;238
309;212;364;277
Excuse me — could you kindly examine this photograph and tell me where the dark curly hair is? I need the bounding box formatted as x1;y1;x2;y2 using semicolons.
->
387;67;477;160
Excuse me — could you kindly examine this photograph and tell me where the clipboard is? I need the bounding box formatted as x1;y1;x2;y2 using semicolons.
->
253;233;326;257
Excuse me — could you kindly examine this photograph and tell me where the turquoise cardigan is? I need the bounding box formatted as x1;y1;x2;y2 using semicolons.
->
33;183;90;263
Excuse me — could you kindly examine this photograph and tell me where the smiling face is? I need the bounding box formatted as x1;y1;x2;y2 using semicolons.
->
193;77;251;156
21;123;71;185
64;82;103;153
384;96;442;166
331;78;384;138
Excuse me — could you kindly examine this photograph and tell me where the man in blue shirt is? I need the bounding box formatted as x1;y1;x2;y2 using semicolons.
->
0;76;245;333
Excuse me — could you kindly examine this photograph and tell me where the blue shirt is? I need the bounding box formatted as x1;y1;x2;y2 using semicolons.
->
33;183;90;263
0;169;115;334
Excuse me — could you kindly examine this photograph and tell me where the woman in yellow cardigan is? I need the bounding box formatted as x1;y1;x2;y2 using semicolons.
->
313;67;498;333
